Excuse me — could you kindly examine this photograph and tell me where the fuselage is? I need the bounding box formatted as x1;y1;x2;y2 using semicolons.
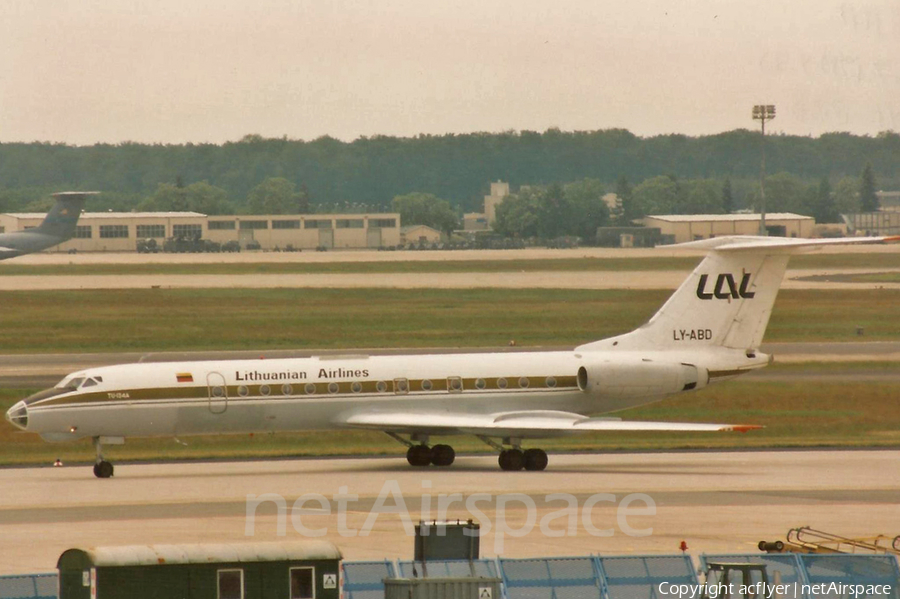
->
7;348;767;442
0;231;63;259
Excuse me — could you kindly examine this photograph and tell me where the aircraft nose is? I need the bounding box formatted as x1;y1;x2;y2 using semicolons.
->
5;401;28;430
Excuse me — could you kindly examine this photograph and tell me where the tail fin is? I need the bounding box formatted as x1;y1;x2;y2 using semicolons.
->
577;235;899;352
35;192;94;238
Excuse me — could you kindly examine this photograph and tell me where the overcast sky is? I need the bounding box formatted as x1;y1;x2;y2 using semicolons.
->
1;0;897;145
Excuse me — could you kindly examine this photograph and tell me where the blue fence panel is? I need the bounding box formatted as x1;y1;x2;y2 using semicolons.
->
398;559;500;579
0;573;57;599
800;555;900;599
701;553;808;591
343;560;398;599
499;557;604;599
597;555;698;599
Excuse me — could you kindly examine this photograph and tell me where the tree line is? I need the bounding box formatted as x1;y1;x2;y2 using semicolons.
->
0;129;895;237
490;163;881;240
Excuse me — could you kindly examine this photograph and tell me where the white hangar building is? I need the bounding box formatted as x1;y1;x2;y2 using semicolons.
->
0;211;402;252
642;213;815;243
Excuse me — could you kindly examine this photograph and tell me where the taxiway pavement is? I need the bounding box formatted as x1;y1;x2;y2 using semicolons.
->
1;269;900;291
9;243;900;265
0;450;897;574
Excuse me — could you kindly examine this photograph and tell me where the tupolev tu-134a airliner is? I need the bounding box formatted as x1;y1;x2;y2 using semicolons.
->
7;235;897;477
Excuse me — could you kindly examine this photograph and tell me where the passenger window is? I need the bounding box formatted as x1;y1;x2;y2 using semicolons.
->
394;378;408;394
282;384;293;396
218;569;243;599
448;377;462;392
376;381;387;393
497;377;508;389
328;382;340;394
475;378;486;390
260;385;271;396
421;379;433;391
290;567;315;599
305;383;316;395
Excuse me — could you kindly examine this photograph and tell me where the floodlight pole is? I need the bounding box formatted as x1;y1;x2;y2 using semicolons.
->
752;104;776;236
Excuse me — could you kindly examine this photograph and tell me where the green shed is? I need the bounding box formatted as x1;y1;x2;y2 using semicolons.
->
57;540;342;599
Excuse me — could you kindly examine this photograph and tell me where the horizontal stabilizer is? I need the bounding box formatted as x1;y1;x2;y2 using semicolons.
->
671;235;900;254
338;410;760;438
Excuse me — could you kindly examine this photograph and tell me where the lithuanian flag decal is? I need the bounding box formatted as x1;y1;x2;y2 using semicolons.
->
176;373;194;383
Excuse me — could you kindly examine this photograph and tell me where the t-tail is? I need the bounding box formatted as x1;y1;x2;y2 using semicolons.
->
577;235;900;353
34;192;93;239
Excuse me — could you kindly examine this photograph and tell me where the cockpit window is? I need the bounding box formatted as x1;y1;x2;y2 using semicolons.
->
82;378;98;388
56;377;85;390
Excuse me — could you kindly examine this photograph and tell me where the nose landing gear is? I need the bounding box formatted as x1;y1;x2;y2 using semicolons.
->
93;460;114;478
92;436;115;478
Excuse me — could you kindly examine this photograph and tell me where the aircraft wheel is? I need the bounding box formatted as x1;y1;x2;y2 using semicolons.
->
430;444;455;467
406;445;432;467
524;448;548;471
93;460;114;479
498;449;525;471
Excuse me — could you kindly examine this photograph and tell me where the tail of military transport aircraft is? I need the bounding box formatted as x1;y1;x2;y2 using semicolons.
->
34;192;90;238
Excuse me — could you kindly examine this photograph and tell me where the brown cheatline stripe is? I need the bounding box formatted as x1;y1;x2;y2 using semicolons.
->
34;375;580;408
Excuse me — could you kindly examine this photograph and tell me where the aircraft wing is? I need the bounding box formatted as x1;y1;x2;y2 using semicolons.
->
337;410;761;438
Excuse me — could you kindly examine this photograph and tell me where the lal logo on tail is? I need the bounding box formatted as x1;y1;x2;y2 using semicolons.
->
696;273;756;300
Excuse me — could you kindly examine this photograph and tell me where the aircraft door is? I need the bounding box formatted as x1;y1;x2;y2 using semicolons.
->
207;372;228;414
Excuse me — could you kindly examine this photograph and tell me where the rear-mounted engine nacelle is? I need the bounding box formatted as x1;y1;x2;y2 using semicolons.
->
577;359;708;399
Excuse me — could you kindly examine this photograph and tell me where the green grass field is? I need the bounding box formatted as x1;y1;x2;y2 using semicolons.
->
2;367;897;466
0;288;898;353
0;251;898;276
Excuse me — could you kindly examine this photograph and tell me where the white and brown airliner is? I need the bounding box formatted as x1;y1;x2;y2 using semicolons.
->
7;235;894;477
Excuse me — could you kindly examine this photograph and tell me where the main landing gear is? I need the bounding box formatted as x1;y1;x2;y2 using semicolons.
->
386;433;549;471
92;436;115;478
406;443;456;467
386;433;456;467
498;448;548;471
480;436;548;471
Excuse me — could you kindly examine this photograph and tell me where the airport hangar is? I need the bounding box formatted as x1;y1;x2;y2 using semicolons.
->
0;211;402;252
641;213;815;243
